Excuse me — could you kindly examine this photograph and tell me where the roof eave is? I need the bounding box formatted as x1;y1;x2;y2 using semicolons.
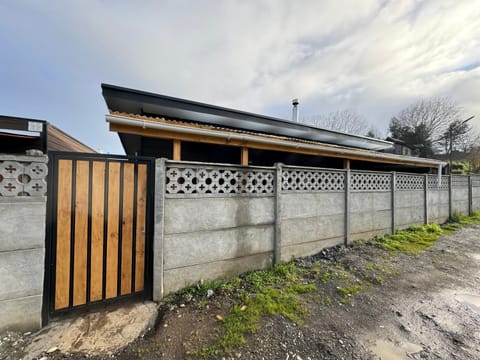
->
102;83;393;151
106;113;445;169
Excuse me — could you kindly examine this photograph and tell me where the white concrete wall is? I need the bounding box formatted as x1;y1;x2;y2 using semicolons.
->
162;196;274;294
280;192;344;261
0;155;47;332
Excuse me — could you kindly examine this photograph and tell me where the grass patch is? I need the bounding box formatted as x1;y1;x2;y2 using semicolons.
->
337;285;363;297
368;212;480;255
369;223;443;254
443;211;480;232
243;262;301;291
190;262;314;358
452;211;480;224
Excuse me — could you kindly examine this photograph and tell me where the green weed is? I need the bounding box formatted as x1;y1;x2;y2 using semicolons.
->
369;223;443;254
243;262;300;292
192;285;311;358
337;285;363;297
369;213;480;255
451;211;480;225
286;284;317;294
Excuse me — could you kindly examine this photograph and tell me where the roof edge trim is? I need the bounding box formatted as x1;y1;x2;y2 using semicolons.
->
106;113;445;168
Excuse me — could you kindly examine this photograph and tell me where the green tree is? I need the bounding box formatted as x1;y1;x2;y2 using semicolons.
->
389;97;467;157
390;122;434;157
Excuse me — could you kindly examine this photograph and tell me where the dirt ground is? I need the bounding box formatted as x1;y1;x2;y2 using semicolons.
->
2;224;480;360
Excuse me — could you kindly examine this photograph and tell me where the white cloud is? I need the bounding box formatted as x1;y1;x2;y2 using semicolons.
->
1;0;479;151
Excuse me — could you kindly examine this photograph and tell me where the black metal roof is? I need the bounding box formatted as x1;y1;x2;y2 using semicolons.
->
102;83;392;151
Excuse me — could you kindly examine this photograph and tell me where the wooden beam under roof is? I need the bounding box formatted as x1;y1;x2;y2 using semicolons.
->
109;120;442;169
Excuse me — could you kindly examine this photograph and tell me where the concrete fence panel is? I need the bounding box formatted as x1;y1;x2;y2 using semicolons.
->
428;190;450;223
162;197;275;293
452;188;469;215
280;192;345;261
0;155;47;332
164;196;274;234
157;162;276;294
472;179;480;211
350;193;392;241
452;176;469;215
395;190;425;228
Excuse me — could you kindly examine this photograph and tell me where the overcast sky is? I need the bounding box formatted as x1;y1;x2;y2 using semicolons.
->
1;0;479;154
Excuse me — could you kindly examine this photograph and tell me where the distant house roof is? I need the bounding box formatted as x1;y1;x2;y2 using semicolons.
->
102;83;392;151
386;136;410;146
0;115;95;154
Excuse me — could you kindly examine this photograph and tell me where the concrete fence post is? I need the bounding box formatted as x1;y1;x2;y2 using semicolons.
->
153;158;167;300
344;169;351;245
468;175;473;216
424;174;429;224
391;171;396;234
448;174;453;219
274;163;283;264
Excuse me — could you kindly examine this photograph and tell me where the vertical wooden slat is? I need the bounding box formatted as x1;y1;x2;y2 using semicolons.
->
135;164;147;292
90;161;105;302
121;163;134;295
106;162;120;299
241;147;249;166
173;140;181;161
73;161;89;306
55;160;72;310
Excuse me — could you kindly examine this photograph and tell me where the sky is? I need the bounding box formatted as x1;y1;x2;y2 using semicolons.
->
1;0;479;154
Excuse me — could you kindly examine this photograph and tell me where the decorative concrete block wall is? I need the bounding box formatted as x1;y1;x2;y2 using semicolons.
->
154;161;275;297
279;168;346;261
153;161;478;299
395;174;425;229
0;155;47;332
428;175;450;224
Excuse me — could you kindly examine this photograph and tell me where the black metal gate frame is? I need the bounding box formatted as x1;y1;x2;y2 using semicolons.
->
42;151;155;325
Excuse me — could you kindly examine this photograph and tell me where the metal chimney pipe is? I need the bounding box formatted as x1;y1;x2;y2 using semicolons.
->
292;98;299;122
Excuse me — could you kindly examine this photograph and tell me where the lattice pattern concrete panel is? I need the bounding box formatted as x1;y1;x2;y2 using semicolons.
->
281;169;345;192
165;166;275;196
396;174;424;191
451;175;468;188
427;175;449;190
350;172;391;192
0;160;47;197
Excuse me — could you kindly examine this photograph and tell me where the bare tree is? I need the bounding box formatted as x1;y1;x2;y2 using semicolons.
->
366;126;385;139
389;97;471;157
303;109;371;135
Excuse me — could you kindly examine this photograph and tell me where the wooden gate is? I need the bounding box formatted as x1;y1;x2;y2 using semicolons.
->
44;152;154;317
